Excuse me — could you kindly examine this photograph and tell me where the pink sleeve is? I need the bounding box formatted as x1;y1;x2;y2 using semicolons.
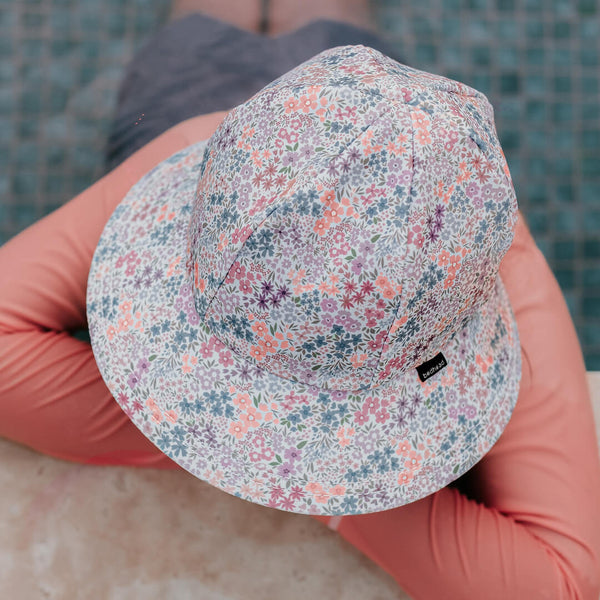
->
0;114;225;462
313;214;600;599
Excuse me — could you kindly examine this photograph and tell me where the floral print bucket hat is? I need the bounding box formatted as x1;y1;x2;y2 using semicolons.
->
87;45;522;516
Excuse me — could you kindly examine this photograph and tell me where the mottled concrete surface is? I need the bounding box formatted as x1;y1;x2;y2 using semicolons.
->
1;372;599;599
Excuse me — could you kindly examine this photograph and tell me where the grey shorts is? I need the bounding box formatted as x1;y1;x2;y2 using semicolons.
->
102;13;402;174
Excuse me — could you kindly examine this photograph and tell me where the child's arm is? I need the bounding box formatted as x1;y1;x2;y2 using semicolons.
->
0;111;227;461
318;214;600;599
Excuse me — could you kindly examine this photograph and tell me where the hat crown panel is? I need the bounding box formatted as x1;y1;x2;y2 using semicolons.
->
186;44;518;392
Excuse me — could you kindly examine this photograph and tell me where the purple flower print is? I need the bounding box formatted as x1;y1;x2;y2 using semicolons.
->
321;297;338;312
359;239;374;255
321;313;335;327
240;164;253;179
334;311;354;329
300;145;314;160
127;371;141;389
466;181;480;197
282;152;300;167
340;315;360;332
284;447;302;462
388;157;402;172
351;257;364;276
278;462;297;478
137;357;151;374
398;169;411;185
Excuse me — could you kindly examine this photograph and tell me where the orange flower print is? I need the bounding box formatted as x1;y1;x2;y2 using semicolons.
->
314;218;330;236
249;345;267;361
119;300;132;313
305;481;322;494
258;333;278;355
323;202;342;225
240;406;262;429
164;409;178;424
299;92;318;113
398;470;415;486
229;420;248;440
233;392;252;410
284;97;300;113
404;450;423;472
438;250;450;267
251;320;268;336
314;488;331;504
329;484;346;496
320;189;336;205
396;439;412;456
415;128;432;145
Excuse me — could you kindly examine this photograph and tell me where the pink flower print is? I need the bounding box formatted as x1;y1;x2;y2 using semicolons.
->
199;341;213;359
354;409;368;426
375;408;390;424
465;181;480;198
288;485;305;501
218;349;234;367
415;128;432;145
408;224;425;248
334;311;353;329
240;406;262;430
225;261;246;284
280;496;295;510
481;183;495;201
329;242;349;258
212;335;226;353
119;299;132;313
282;152;299;167
238;278;253;294
360;280;375;295
343;316;360;332
363;396;380;415
438;249;450;267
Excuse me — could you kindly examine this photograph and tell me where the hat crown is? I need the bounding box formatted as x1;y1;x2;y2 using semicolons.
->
186;45;518;392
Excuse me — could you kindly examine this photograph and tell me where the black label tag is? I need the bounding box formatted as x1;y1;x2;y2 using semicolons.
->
416;352;448;382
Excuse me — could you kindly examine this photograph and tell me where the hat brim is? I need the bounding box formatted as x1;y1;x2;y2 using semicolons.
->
87;140;522;516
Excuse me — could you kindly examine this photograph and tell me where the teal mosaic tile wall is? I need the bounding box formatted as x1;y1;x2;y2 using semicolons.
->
2;0;599;369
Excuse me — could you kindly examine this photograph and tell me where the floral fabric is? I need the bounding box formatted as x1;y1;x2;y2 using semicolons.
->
87;45;522;515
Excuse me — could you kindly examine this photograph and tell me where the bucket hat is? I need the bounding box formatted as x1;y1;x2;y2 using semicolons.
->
87;45;522;516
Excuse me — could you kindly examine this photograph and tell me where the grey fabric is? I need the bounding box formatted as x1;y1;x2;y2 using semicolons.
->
102;13;403;174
